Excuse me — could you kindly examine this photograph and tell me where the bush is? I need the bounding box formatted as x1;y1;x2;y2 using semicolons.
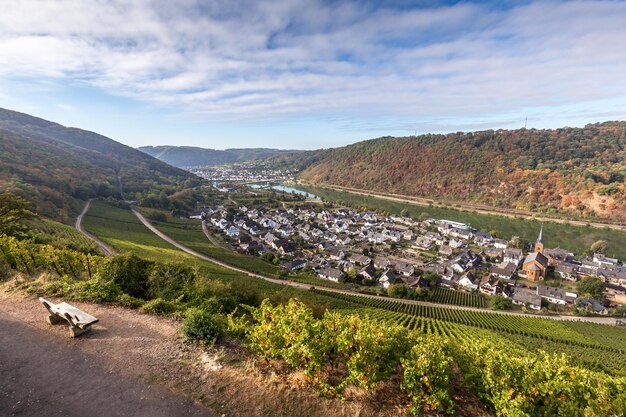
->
140;298;180;316
96;253;153;299
182;308;225;343
146;211;168;222
73;278;122;303
491;295;513;310
115;293;145;309
147;261;196;300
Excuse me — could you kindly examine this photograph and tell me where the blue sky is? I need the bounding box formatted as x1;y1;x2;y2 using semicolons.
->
1;0;626;150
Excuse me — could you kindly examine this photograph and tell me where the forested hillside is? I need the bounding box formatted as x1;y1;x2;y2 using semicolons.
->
0;108;201;222
138;145;301;168
299;122;626;221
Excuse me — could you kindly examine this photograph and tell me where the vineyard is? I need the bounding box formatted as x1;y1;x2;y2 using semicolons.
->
312;290;626;353
429;287;485;307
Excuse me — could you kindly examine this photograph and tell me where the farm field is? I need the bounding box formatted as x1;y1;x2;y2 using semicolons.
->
300;185;626;260
429;287;486;308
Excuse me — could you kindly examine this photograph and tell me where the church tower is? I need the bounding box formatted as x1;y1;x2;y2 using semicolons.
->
534;225;544;254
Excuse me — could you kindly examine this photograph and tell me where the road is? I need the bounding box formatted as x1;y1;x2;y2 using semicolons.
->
306;183;626;232
0;315;214;417
75;199;116;256
131;209;618;325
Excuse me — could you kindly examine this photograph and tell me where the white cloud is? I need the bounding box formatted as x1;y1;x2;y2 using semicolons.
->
1;0;626;132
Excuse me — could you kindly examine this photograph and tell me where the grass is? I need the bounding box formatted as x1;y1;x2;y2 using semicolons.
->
300;185;626;260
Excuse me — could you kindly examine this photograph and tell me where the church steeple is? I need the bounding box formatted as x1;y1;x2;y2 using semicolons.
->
535;225;544;254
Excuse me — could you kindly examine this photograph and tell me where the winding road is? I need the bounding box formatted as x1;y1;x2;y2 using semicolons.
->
75;199;116;256
130;209;617;325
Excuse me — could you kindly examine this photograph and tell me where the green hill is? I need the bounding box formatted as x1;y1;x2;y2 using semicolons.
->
0;108;201;222
138;145;301;168
297;123;626;221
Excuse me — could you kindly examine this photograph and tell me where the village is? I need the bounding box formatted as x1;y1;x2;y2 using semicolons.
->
196;193;626;315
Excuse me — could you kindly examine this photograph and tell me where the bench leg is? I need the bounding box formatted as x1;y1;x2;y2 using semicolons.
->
68;325;90;338
47;314;64;325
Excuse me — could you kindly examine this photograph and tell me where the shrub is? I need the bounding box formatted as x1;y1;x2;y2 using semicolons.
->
140;298;180;316
96;253;153;299
73;278;122;303
182;308;225;343
147;261;196;300
146;211;168;222
115;293;145;309
491;295;513;310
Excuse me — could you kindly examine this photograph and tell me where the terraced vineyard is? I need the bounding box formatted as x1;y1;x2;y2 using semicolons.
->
429;287;485;307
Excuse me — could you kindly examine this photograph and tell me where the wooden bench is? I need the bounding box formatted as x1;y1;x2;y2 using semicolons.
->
39;297;99;337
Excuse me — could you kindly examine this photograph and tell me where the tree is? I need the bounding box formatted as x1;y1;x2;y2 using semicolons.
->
96;253;153;299
346;267;357;281
590;240;609;254
423;272;440;288
491;295;512;310
577;276;605;301
0;193;36;236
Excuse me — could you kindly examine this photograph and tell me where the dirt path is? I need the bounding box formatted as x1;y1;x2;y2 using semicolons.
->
310;183;626;231
75;199;116;256
0;292;383;417
131;209;617;325
0;294;214;417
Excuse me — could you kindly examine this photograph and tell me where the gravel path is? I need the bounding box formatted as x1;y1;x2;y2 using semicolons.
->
0;301;214;417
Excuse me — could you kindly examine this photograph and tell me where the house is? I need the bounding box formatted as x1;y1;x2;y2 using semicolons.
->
438;245;453;257
604;283;626;305
537;285;577;305
503;248;524;266
359;264;377;281
277;241;296;257
329;248;345;261
395;262;415;277
474;232;493;246
457;272;479;291
226;226;240;238
374;257;393;269
579;298;608;315
348;254;371;266
512;288;542;310
555;263;578;281
414;236;434;250
281;259;307;271
489;262;517;280
403;275;428;288
594;253;619;268
319;267;344;282
379;270;399;289
479;276;503;295
544;248;574;266
493;239;509;249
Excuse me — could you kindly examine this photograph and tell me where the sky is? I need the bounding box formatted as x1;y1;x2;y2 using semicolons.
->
1;0;626;150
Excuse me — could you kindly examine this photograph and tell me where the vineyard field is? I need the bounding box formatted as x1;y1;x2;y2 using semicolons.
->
429;287;485;307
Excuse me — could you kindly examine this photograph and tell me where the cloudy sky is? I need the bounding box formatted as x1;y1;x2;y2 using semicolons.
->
1;0;626;149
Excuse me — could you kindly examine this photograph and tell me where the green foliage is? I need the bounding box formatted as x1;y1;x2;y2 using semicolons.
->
237;299;412;393
590;239;609;254
96;253;153;299
73;278;122;303
577;276;605;301
115;293;145;308
491;295;513;310
182;307;225;343
401;337;454;415
146;211;168;222
453;335;626;416
140;298;180;316
147;261;196;300
0;192;37;237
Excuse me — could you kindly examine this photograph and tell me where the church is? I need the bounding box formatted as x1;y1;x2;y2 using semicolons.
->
522;226;549;281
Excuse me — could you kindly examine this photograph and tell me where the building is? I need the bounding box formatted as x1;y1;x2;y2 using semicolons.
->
522;226;549;281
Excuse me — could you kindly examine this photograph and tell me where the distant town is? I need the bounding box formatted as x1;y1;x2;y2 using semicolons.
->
194;185;625;315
